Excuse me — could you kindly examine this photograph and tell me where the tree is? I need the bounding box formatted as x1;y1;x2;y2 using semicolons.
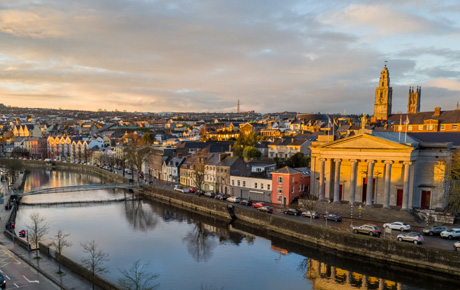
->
141;133;154;145
0;158;22;184
118;260;159;290
52;230;72;274
26;212;49;259
126;145;152;181
243;146;261;160
81;240;110;290
192;153;207;193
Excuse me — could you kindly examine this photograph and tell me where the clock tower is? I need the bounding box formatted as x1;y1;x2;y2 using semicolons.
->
373;65;392;120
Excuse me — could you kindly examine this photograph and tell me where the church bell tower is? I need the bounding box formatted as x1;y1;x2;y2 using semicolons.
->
373;65;393;120
407;86;421;114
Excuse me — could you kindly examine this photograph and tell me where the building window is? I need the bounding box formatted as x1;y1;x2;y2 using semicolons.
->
237;180;240;186
232;180;234;186
454;125;458;130
278;177;282;183
277;185;283;194
243;181;246;187
441;124;445;130
299;185;301;191
277;195;283;202
408;125;412;131
255;183;258;188
398;126;402;131
261;184;264;189
418;125;423;130
292;186;294;193
267;184;271;190
292;177;295;182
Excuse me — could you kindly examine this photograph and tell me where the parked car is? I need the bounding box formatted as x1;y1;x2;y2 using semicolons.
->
252;202;265;209
215;194;227;201
383;222;410;231
397;233;424;244
239;199;253;206
283;208;301;216
453;241;460;251
257;206;273;214
324;213;342;222
301;211;319;218
188;188;197;194
203;192;215;198
174;185;185;192
227;196;241;203
0;272;5;288
352;224;381;237
423;226;448;236
440;228;460;239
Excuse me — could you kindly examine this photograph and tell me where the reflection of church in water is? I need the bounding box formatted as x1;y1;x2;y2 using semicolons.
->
307;259;400;290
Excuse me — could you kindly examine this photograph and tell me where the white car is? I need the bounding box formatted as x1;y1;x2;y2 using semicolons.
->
383;222;411;231
440;228;460;239
227;196;240;203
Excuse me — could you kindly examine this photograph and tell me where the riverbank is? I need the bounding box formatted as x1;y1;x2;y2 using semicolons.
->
141;185;460;279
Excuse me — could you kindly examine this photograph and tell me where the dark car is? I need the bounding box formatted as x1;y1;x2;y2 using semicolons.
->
239;199;253;206
423;226;448;236
0;273;5;288
352;224;381;237
324;213;342;222
203;192;215;198
215;194;227;201
283;208;301;216
257;206;273;214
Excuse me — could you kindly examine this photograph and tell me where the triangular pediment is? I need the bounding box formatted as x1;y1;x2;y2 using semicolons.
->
321;133;413;150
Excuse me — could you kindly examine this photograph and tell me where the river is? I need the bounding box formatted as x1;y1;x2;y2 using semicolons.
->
12;169;460;290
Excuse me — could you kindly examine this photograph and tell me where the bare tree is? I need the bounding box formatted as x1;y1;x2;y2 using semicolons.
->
118;260;159;290
126;145;152;181
192;153;207;193
81;240;110;290
26;212;49;259
51;230;72;274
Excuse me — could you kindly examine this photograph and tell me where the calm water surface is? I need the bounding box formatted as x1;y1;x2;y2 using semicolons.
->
13;170;459;290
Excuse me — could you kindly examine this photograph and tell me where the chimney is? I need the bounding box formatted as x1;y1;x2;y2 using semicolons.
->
434;107;441;116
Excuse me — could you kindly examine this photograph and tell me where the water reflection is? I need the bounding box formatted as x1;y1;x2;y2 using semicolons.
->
14;170;460;290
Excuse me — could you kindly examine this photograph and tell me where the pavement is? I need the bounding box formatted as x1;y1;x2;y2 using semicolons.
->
0;175;101;290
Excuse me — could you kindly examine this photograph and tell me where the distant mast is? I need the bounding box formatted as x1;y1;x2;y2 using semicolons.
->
237;99;240;113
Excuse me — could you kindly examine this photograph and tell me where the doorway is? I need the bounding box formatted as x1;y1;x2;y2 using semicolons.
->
397;189;403;206
421;190;431;209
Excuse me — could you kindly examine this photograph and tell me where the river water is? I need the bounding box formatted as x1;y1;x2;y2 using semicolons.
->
12;170;460;290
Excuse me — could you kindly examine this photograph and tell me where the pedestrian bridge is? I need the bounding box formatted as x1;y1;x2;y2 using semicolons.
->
17;183;143;197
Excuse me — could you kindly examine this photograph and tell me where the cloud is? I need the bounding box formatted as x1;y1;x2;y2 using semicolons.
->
424;78;460;91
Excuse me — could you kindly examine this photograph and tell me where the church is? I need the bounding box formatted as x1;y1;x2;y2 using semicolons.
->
309;66;454;210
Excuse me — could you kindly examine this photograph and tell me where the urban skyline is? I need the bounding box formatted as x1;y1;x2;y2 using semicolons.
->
1;0;459;114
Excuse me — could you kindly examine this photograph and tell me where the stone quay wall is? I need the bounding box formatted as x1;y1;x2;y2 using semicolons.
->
142;185;460;277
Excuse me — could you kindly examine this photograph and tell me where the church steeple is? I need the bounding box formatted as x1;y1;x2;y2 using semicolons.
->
373;65;393;120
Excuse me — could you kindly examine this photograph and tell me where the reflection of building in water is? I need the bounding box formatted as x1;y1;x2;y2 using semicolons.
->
307;259;399;290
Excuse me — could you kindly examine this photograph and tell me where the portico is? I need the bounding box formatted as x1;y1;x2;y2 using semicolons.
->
310;132;452;210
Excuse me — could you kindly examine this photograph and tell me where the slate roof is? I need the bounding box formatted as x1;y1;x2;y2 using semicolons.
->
389;109;460;124
407;132;460;146
273;166;302;174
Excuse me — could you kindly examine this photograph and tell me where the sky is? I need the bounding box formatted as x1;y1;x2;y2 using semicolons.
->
0;0;459;114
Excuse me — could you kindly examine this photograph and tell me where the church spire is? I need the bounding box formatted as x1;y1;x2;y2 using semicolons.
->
373;66;393;120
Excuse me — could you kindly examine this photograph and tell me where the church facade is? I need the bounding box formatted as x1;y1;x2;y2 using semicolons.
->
310;131;452;210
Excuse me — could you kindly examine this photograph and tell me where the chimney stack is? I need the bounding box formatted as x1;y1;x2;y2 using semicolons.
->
434;107;441;116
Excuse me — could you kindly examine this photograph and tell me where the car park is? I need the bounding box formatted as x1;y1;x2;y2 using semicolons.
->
324;213;342;222
383;222;410;231
453;241;460;251
227;196;241;203
301;211;319;218
239;199;253;206
257;206;273;213
423;226;448;236
440;228;460;239
252;202;265;208
283;208;301;216
397;233;424;244
352;224;381;237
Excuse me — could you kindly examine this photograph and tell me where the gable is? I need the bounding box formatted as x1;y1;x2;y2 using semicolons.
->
320;134;412;150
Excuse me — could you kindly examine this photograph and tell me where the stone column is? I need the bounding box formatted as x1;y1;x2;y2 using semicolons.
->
349;159;357;204
333;159;341;203
401;161;412;210
383;161;393;209
366;160;375;206
319;158;326;201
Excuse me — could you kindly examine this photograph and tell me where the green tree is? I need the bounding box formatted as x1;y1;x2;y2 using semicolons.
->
243;146;261;160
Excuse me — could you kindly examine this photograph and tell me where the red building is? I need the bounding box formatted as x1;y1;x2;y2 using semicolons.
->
271;166;310;206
